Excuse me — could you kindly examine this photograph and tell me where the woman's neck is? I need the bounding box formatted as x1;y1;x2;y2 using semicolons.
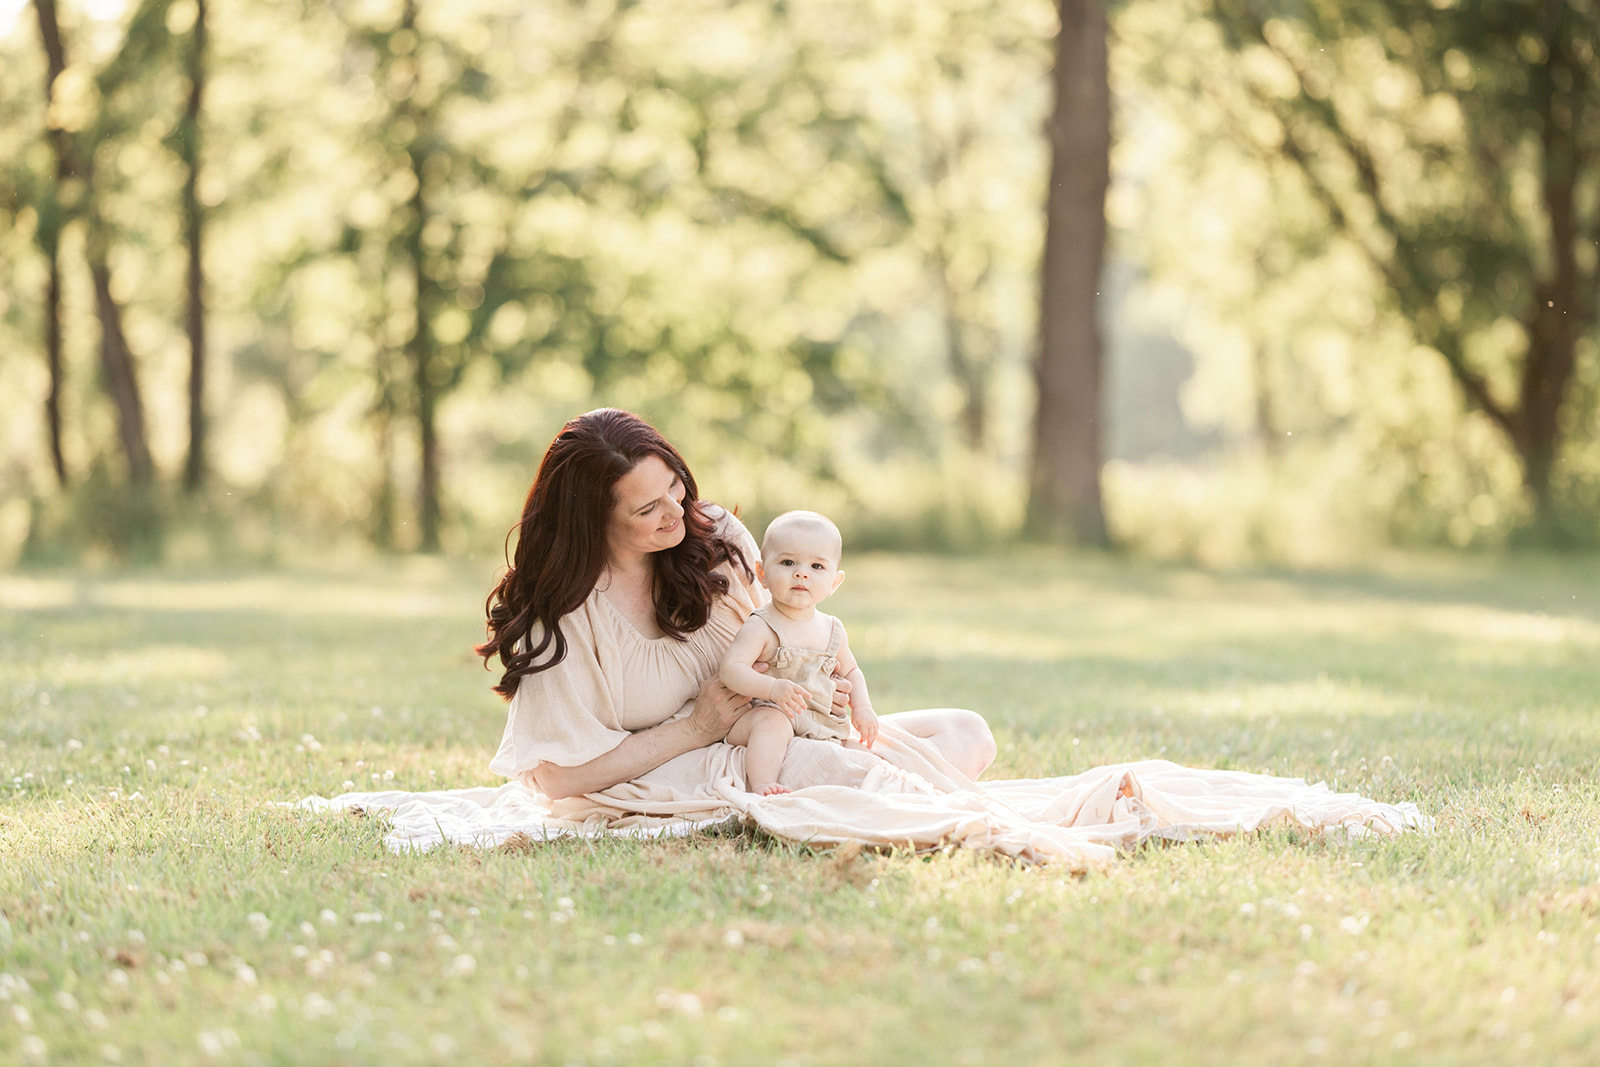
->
602;550;653;588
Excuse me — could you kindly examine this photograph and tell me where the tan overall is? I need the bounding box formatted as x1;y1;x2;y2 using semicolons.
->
749;604;852;743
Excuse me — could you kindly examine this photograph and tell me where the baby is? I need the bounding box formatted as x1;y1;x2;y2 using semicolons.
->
720;510;879;795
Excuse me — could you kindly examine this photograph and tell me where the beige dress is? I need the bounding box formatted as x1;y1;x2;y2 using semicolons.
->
309;504;1430;868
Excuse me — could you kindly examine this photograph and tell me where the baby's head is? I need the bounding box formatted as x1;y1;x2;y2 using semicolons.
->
759;511;845;613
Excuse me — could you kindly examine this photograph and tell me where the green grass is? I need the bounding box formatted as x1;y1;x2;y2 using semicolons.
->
3;549;1599;1065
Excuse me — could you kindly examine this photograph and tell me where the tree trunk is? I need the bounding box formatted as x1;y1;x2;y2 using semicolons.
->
401;0;442;552
33;0;153;485
87;257;153;483
44;258;68;485
35;0;69;486
1024;0;1109;545
181;0;208;493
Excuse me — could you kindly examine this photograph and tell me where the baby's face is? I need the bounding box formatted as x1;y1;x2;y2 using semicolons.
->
759;526;843;613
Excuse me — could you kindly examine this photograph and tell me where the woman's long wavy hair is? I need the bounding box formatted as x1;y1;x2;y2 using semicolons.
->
476;408;749;699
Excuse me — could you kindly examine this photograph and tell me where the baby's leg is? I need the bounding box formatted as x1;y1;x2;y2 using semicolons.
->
726;707;796;795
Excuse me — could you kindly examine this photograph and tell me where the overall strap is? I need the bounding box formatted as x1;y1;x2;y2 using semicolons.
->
822;615;846;659
750;604;786;643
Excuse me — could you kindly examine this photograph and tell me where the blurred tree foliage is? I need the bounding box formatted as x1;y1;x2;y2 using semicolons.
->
1120;0;1600;549
0;0;1597;566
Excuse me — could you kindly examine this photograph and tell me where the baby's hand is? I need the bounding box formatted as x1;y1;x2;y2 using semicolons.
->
768;679;810;718
853;705;879;748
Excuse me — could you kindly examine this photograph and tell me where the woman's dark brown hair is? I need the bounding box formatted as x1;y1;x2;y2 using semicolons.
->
476;408;749;698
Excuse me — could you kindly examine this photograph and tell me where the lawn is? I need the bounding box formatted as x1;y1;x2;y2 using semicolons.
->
3;550;1599;1065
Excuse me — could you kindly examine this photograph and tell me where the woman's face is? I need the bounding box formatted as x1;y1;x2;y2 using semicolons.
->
605;454;688;564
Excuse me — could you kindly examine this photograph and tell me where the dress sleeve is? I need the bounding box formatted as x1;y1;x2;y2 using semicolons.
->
487;603;629;780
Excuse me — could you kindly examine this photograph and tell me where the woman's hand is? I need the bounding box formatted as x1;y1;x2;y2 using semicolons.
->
830;672;853;717
686;676;752;744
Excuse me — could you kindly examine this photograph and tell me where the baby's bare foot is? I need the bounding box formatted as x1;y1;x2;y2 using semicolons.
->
759;783;791;796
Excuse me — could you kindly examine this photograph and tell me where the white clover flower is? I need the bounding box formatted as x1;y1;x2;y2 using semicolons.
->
445;954;477;978
106;970;130;989
302;992;335;1019
247;913;271;938
184;952;209;968
353;912;382;924
12;1004;33;1026
373;952;393;970
54;990;79;1012
20;1035;46;1064
319;909;339;927
305;957;328;979
654;990;703;1019
300;734;322;752
722;929;744;948
84;1009;109;1030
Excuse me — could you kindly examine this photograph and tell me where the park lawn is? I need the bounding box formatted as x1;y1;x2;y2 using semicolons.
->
2;550;1599;1066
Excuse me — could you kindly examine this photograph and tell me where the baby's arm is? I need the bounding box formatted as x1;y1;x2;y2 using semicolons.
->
835;637;878;747
720;619;809;717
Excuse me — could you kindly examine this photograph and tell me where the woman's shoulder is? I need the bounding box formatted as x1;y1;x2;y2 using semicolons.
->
699;500;749;539
701;502;758;562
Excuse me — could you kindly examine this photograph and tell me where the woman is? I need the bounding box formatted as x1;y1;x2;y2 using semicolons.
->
307;409;1424;866
476;408;995;815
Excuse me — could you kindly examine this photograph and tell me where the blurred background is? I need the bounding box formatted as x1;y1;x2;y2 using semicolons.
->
1;0;1596;568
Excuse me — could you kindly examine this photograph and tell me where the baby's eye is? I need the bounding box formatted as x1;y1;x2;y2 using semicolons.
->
810;563;826;570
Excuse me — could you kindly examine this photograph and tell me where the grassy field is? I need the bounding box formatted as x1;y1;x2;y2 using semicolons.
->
3;549;1599;1066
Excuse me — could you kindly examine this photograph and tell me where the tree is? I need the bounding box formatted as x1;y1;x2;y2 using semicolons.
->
1025;0;1110;544
178;0;209;493
1204;0;1600;537
33;0;155;486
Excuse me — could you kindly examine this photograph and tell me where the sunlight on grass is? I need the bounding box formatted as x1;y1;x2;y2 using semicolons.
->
3;552;1600;1065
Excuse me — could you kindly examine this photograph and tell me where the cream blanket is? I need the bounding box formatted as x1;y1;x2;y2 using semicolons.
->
299;720;1428;871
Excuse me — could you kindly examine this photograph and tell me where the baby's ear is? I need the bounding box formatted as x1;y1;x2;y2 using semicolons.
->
755;561;769;587
830;569;845;593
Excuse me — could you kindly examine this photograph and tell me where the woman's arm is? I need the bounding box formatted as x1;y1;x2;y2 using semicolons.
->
529;677;752;799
